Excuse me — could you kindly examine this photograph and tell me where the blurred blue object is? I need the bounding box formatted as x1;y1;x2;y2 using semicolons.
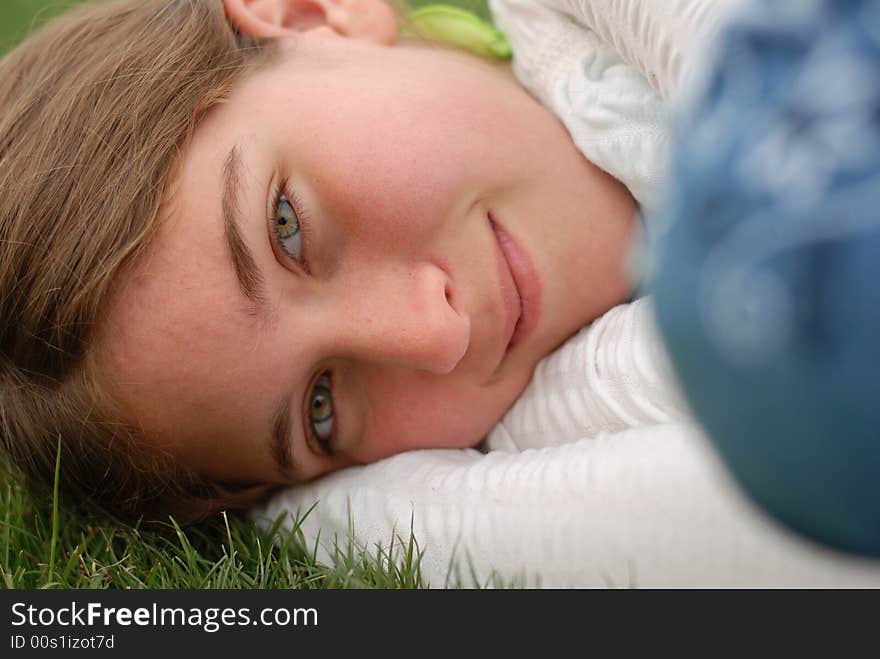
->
648;0;880;556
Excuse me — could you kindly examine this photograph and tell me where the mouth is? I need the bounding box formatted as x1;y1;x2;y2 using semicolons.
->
489;211;541;354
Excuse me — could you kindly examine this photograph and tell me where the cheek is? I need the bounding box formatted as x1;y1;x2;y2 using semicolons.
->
303;95;502;245
353;376;512;462
318;129;464;242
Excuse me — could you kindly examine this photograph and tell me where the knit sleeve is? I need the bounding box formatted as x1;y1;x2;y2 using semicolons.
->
493;0;739;99
489;0;670;208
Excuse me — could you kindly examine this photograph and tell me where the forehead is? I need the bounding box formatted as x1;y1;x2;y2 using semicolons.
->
94;109;266;451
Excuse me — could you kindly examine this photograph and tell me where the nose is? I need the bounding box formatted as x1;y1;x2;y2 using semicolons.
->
336;260;471;374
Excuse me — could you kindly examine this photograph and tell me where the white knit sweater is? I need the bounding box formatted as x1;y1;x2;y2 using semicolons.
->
489;0;739;209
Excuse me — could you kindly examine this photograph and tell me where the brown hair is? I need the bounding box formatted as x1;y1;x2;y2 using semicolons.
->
0;0;281;522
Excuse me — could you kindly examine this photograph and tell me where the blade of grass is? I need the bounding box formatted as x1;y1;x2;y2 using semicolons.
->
3;481;11;570
46;433;62;587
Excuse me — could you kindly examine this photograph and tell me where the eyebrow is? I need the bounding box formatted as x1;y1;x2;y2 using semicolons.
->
222;145;267;313
221;145;296;480
271;397;296;480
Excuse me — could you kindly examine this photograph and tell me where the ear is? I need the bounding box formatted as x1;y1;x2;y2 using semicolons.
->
223;0;398;45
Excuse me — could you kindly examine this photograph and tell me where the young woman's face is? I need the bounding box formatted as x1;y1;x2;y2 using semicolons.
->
100;32;636;486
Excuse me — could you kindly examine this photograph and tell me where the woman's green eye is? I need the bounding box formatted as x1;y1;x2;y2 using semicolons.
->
309;373;334;453
275;194;302;261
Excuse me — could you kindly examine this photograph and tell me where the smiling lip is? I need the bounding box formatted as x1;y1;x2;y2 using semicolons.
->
489;212;541;353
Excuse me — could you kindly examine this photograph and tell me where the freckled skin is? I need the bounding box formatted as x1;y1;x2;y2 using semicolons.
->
98;32;637;485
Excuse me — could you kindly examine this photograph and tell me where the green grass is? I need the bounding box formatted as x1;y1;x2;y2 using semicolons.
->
0;0;87;54
1;463;434;589
2;455;523;588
